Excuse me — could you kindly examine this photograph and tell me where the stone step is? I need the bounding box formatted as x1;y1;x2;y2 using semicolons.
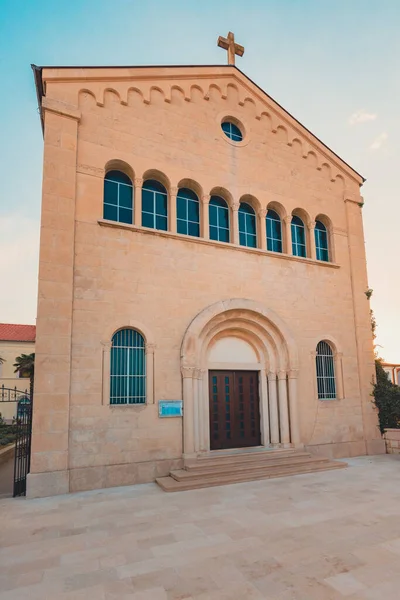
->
184;450;312;471
156;461;346;492
170;456;333;481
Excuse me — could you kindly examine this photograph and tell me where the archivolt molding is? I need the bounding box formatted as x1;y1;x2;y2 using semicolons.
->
102;319;156;347
75;78;356;188
181;298;299;372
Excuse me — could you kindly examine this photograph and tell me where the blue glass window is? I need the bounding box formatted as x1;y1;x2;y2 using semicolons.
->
315;220;329;262
142;180;168;231
221;121;243;142
266;210;282;253
291;215;306;257
177;188;200;237
103;170;133;224
110;329;146;405
239;203;257;248
209;196;230;242
316;341;336;400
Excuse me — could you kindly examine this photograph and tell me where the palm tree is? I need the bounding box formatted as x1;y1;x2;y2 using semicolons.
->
13;353;35;399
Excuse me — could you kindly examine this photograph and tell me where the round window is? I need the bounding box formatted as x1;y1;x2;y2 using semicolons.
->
221;121;243;142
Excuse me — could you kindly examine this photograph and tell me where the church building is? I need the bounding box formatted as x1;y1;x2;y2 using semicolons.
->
28;33;385;497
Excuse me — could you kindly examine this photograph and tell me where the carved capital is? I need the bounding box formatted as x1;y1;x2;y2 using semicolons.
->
201;194;211;204
134;178;143;188
258;208;267;218
181;366;196;379
145;343;156;355
267;371;277;381
277;370;287;381
193;368;203;380
100;340;112;349
170;186;178;196
232;202;240;211
288;369;299;380
283;215;292;225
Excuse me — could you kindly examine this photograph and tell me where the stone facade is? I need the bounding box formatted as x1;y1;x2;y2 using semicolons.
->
28;64;385;498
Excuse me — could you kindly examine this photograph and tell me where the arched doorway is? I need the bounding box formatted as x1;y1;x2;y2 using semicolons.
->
180;299;301;457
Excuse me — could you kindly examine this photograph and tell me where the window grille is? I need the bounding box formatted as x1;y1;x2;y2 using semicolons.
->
103;171;133;224
266;210;282;252
110;329;146;404
316;341;336;400
221;121;243;142
177;188;200;237
238;203;257;248
209;196;230;242
315;221;329;262
291;215;307;257
142;180;168;231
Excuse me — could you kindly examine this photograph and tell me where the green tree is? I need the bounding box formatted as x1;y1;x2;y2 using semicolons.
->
13;353;35;398
373;360;400;433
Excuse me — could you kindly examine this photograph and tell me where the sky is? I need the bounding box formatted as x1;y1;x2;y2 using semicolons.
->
0;0;399;361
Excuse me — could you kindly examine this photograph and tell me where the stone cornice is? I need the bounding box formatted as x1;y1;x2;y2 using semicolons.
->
97;219;340;269
42;97;81;121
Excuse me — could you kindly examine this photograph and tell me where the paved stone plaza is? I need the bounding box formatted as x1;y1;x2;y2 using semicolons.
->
1;455;400;599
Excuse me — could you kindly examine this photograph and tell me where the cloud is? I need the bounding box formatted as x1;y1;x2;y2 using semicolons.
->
0;214;39;324
348;110;377;125
370;132;388;151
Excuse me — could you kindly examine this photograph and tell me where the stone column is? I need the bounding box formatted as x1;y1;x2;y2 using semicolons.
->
101;341;112;405
170;186;178;233
182;366;195;457
335;352;344;400
308;221;317;260
278;371;291;447
232;202;240;245
27;98;81;498
283;215;293;254
259;369;270;445
268;372;280;445
201;195;210;240
288;370;302;447
134;178;143;226
258;208;267;250
145;343;156;404
193;368;203;452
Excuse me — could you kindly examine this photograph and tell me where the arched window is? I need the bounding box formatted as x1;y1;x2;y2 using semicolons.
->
142;180;168;231
316;341;336;400
177;188;200;237
103;170;133;224
239;203;257;248
110;329;146;404
291;215;306;257
209;196;230;242
315;220;329;262
266;210;282;253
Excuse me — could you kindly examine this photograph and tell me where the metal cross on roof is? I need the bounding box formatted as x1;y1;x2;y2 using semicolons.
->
217;31;244;66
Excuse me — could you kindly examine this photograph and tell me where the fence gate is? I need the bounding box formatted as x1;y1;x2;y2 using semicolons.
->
0;385;33;497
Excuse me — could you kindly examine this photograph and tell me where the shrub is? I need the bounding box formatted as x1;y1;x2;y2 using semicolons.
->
373;360;400;433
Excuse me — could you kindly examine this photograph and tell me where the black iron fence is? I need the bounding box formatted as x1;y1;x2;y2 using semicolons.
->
0;384;33;497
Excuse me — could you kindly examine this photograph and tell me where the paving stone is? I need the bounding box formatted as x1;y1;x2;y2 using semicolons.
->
0;456;399;599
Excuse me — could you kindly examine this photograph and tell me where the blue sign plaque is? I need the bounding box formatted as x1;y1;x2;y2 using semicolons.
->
159;400;183;418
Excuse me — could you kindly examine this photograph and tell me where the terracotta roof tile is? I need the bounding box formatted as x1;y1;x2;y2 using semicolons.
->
0;324;36;342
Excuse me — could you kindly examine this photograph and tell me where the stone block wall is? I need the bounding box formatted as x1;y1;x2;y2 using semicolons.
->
384;429;400;454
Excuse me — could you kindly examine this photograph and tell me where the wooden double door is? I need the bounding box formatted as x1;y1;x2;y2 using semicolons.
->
209;370;261;450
